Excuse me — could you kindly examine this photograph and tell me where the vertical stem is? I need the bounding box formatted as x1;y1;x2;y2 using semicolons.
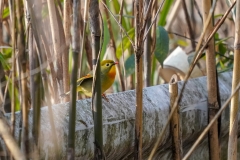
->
143;0;152;87
182;0;196;49
118;0;127;89
67;0;80;159
202;0;220;159
169;75;182;160
9;0;15;138
89;0;104;158
0;0;3;46
29;23;41;159
16;0;29;156
228;0;240;159
63;0;72;102
134;0;143;159
79;0;89;77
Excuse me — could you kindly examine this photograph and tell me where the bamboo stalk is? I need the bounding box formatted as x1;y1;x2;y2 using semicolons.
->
183;82;240;160
228;0;240;159
63;0;72;102
169;75;181;160
16;0;29;156
89;0;104;158
134;0;144;159
28;21;41;159
67;0;80;159
143;0;152;87
8;0;15;139
202;0;220;159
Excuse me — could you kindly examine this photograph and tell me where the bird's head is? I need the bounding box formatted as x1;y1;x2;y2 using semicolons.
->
101;60;118;79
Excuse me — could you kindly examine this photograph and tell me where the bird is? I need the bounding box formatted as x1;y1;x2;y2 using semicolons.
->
61;59;118;99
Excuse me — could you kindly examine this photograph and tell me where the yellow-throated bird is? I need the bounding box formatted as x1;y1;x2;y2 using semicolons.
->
61;59;118;98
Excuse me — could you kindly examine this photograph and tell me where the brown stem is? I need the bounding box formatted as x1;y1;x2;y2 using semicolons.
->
169;75;182;160
228;0;240;159
202;0;220;159
182;0;196;49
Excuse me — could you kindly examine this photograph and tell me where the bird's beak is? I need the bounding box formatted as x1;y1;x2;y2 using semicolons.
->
114;62;119;65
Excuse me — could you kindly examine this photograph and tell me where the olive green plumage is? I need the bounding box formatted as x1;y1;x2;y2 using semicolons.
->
61;60;117;97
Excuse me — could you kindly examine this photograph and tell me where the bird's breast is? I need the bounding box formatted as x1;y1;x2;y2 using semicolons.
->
107;66;116;79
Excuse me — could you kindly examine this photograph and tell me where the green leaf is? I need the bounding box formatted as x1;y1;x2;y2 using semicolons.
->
112;0;128;30
214;33;220;40
154;26;169;66
158;0;174;26
177;39;188;47
214;14;224;19
101;18;110;59
124;54;135;76
215;36;233;45
218;43;227;54
116;28;135;59
0;52;10;70
219;60;226;69
2;7;10;19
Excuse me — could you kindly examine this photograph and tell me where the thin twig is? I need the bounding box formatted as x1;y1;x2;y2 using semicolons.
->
118;0;127;89
193;0;203;23
100;0;135;50
143;0;166;41
182;0;196;49
228;0;240;159
168;31;199;44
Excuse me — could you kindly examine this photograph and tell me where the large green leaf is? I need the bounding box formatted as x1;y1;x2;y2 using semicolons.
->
116;28;135;59
124;54;135;77
154;26;169;66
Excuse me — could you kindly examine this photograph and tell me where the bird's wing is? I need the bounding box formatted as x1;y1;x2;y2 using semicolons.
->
77;73;93;86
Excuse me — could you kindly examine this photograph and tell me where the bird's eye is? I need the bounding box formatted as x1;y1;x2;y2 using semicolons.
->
106;63;109;67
